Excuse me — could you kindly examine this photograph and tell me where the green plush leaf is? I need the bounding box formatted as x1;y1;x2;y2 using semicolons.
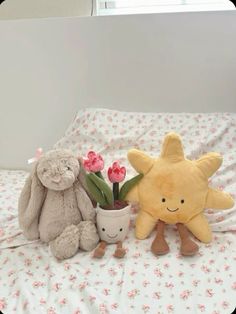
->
89;173;114;206
95;171;105;180
119;173;144;200
86;174;108;206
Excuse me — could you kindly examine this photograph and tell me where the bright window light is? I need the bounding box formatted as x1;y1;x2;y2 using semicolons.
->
96;0;235;15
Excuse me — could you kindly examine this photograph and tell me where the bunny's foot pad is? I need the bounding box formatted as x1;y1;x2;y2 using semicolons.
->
50;224;80;260
78;221;99;252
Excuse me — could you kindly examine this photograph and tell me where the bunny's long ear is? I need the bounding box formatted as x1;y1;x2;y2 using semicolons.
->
77;157;95;203
18;162;45;240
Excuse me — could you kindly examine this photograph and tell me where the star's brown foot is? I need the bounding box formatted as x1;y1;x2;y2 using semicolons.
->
177;223;199;256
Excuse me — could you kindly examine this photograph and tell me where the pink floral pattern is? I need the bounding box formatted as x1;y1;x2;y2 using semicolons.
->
0;109;236;313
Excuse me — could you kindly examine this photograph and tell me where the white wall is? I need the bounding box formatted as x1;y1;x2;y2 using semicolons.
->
0;0;92;19
0;11;236;169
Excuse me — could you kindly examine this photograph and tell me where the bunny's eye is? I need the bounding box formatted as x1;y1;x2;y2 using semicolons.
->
102;228;105;232
42;168;47;173
66;166;71;171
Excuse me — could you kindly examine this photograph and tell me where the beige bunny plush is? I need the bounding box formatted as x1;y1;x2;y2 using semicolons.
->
18;149;99;260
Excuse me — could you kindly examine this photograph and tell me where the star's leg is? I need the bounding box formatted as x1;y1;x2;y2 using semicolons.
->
176;223;199;256
185;214;212;243
135;210;157;239
151;220;169;255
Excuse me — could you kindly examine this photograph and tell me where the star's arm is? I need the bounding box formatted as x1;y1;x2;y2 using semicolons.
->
195;153;222;178
127;149;154;174
205;187;234;209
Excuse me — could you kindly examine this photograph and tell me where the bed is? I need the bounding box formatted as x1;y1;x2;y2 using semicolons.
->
0;108;236;314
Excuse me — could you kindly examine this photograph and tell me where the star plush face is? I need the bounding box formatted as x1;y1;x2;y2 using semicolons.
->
127;133;234;242
141;160;209;224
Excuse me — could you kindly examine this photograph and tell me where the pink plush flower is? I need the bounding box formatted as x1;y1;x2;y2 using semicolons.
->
83;151;104;173
107;162;126;183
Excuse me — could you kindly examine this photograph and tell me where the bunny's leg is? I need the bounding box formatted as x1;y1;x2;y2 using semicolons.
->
49;224;80;260
113;241;126;258
78;221;99;252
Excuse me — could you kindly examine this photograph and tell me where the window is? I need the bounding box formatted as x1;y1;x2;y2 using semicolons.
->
96;0;235;15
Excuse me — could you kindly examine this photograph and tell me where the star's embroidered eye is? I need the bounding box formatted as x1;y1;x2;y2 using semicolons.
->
120;228;123;232
162;198;166;203
102;228;105;232
181;199;185;204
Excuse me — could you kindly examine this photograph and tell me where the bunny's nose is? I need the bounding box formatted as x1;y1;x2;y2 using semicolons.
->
51;175;61;183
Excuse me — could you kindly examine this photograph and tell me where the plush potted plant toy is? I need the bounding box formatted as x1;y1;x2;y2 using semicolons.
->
126;133;234;256
83;151;143;258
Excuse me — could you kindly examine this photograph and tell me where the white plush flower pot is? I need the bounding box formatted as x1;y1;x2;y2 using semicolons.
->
96;205;131;244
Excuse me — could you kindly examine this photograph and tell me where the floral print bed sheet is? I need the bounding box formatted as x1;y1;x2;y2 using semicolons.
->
0;109;236;314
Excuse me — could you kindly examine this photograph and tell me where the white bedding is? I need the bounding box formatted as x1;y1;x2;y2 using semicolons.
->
0;109;236;314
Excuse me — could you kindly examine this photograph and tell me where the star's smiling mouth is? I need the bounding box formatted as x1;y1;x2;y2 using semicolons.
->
167;207;179;212
107;234;118;238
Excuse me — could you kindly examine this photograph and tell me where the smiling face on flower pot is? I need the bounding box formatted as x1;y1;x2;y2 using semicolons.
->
96;207;130;244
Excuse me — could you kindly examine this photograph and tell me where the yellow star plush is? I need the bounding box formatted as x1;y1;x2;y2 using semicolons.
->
127;132;234;243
